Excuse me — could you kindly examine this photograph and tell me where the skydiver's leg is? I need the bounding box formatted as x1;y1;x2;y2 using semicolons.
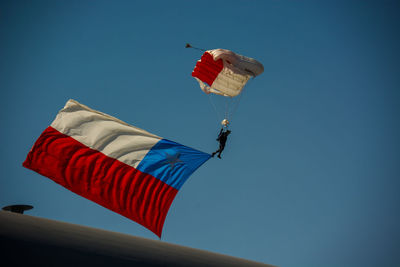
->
212;148;221;157
217;144;225;158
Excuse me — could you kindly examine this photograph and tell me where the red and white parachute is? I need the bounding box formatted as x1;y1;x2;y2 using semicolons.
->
190;46;264;126
192;49;264;97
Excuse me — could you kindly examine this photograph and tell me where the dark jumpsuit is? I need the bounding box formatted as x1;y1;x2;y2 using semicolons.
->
212;129;231;158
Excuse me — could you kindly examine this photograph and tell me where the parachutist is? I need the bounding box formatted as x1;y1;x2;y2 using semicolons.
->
211;128;231;159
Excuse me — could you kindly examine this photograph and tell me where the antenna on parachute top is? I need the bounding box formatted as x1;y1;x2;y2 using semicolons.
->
185;43;206;52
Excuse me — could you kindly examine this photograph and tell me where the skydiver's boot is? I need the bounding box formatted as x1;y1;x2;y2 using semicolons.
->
211;152;216;157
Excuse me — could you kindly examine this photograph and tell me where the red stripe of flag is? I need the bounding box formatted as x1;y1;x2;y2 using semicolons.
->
23;126;178;237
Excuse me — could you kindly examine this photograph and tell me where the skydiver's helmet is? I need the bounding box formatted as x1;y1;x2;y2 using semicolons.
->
221;119;229;127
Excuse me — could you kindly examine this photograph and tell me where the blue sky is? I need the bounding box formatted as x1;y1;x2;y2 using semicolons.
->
1;1;399;266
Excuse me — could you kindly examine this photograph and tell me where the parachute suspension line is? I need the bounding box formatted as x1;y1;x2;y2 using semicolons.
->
224;97;230;121
218;97;235;128
185;43;206;52
226;97;237;125
207;93;222;123
228;77;253;123
229;92;243;123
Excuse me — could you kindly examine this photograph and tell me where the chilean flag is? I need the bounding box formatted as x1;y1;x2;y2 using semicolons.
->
23;99;210;237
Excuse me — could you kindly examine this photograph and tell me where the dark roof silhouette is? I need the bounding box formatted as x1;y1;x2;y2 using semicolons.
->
0;211;276;267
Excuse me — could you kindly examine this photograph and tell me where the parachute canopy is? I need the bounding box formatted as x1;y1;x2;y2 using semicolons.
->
192;49;264;97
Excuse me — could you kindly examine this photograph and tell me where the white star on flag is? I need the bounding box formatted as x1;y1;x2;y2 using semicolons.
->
164;152;183;170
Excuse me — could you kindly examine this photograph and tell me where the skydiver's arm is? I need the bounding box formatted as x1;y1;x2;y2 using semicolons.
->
217;128;223;140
